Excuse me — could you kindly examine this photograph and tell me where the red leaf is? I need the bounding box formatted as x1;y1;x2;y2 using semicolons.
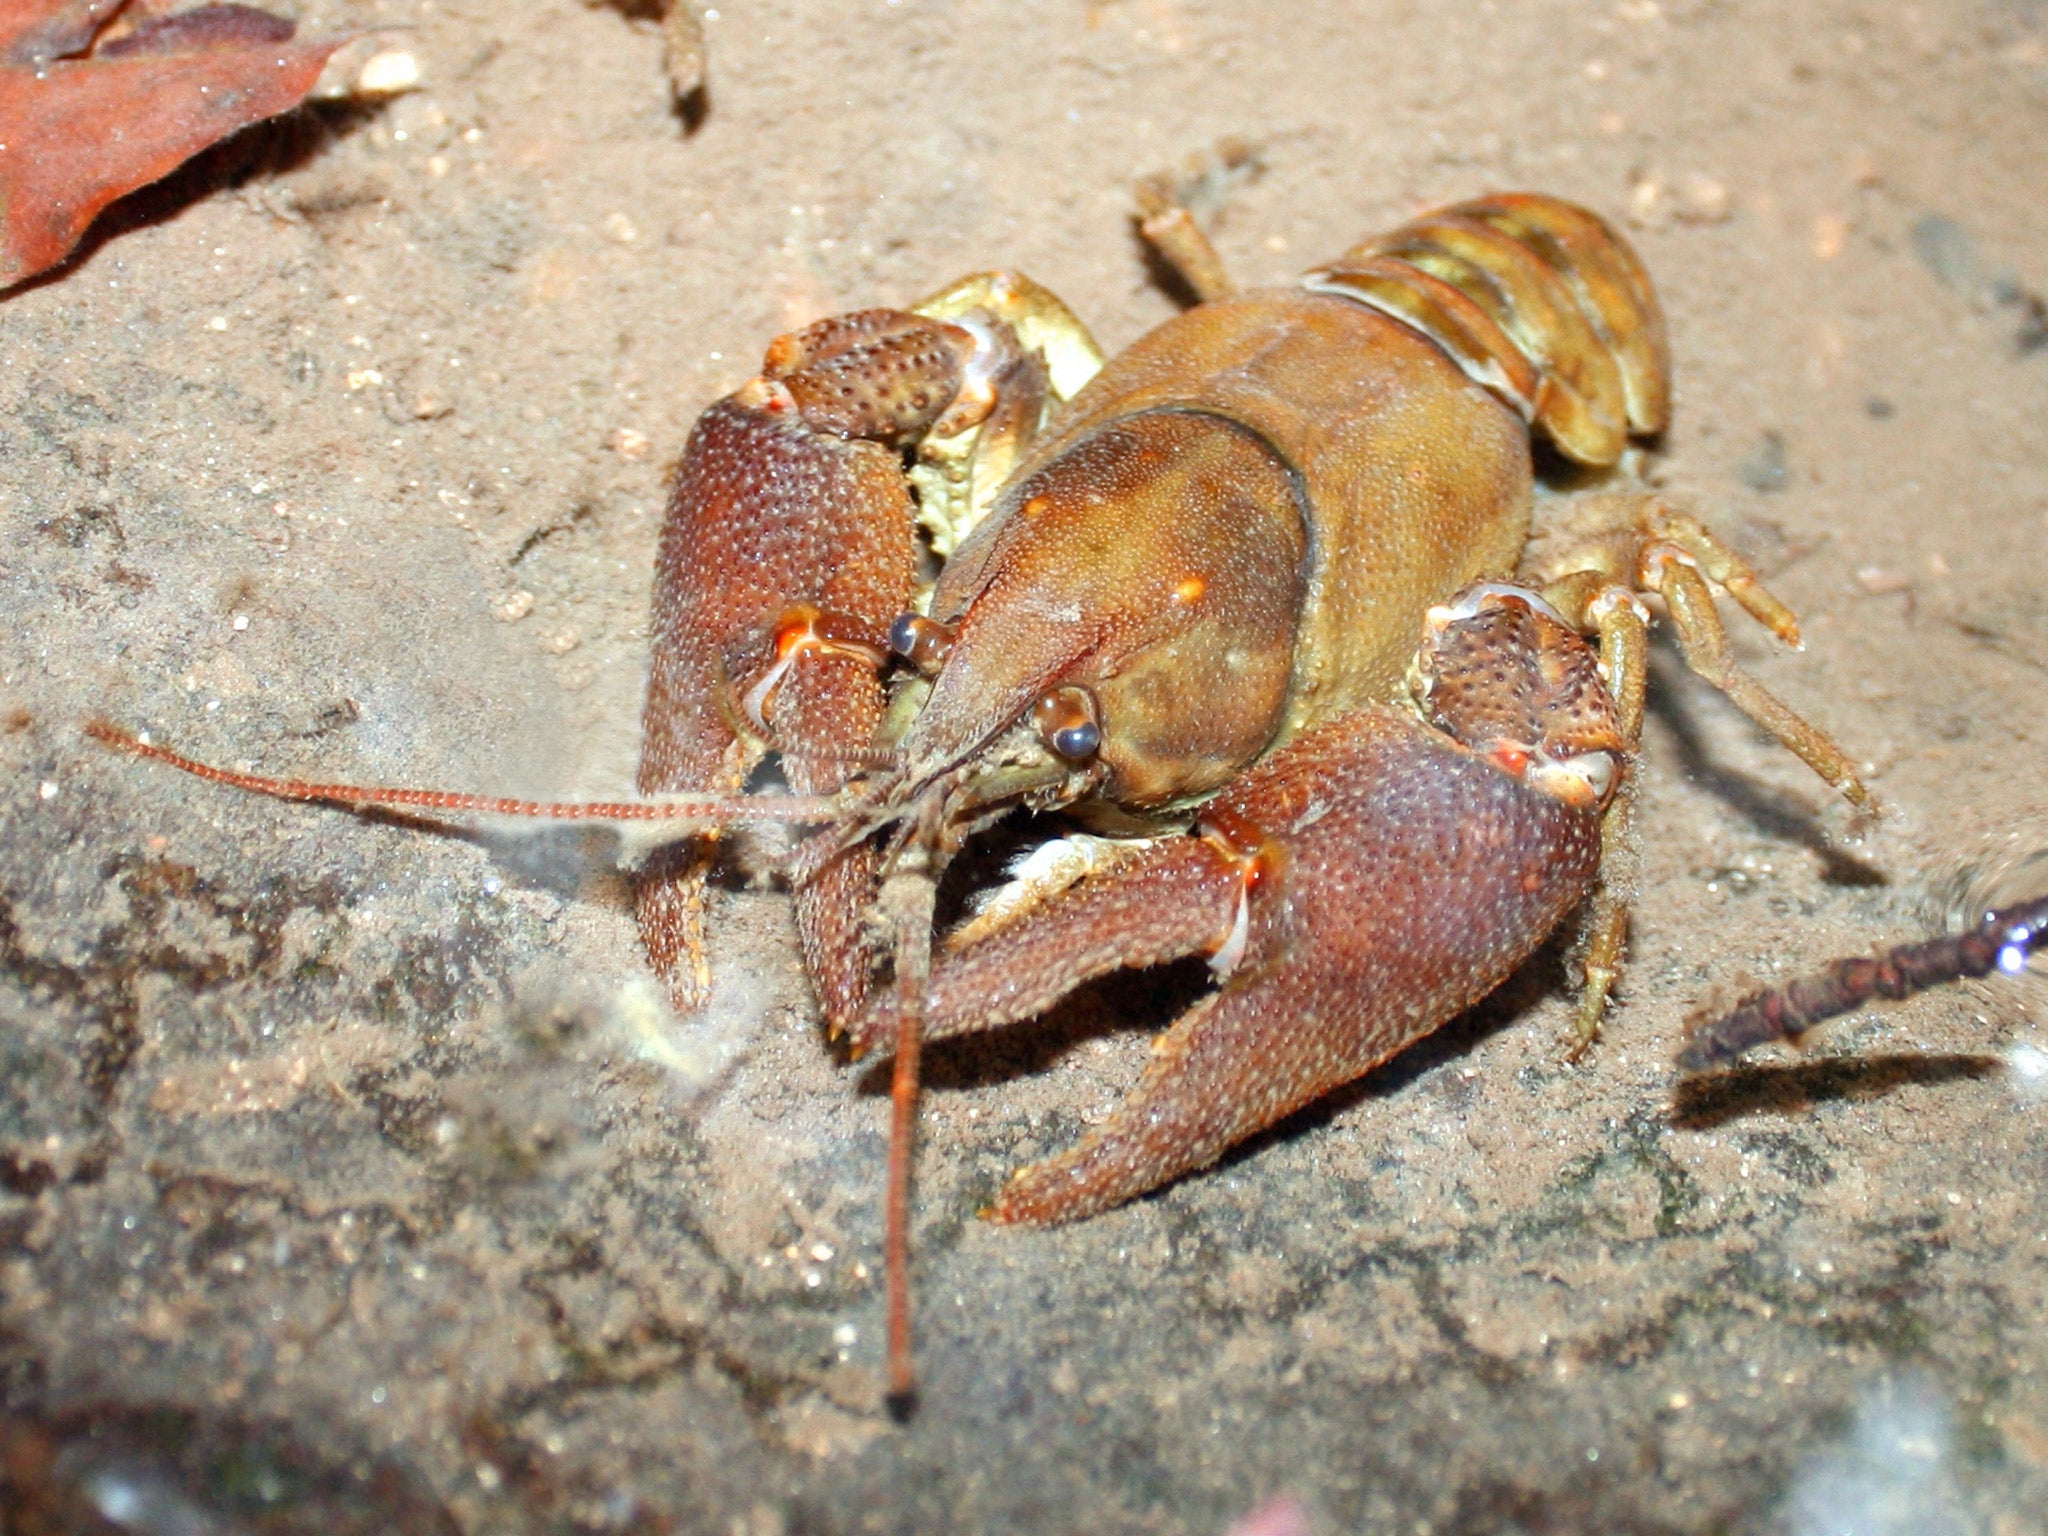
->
0;0;345;290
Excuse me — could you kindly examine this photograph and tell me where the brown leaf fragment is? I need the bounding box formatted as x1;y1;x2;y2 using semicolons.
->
98;5;296;57
0;0;122;64
0;0;345;291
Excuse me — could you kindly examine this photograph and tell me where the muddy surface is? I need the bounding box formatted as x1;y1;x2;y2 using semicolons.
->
4;1;2048;1531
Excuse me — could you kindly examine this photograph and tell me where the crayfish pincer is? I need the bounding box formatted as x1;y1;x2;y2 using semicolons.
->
96;188;1873;1404
895;585;1624;1226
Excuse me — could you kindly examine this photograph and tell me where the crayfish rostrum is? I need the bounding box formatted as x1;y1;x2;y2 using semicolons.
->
97;186;1874;1403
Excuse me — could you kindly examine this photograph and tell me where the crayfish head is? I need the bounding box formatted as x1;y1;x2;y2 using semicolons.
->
1411;581;1627;811
886;409;1309;814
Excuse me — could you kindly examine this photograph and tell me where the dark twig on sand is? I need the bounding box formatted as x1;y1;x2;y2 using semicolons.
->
1678;895;2048;1071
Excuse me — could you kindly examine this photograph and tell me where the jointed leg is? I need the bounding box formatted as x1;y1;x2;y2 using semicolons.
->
1647;552;1871;810
1130;138;1262;305
1533;499;1866;811
1529;492;1873;1047
1134;174;1238;304
1537;581;1653;1052
1129;138;1261;306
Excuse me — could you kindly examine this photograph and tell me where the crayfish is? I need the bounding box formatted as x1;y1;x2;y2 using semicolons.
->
97;185;1882;1406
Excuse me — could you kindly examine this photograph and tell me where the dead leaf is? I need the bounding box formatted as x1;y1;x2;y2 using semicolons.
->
0;0;345;290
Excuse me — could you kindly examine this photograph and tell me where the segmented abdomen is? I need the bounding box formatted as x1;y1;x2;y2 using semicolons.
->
1302;192;1669;467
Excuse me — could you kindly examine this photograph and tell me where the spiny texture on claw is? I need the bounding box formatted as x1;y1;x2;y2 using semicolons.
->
1418;586;1624;774
946;708;1604;1225
762;310;983;442
637;311;979;1029
857;581;1623;1226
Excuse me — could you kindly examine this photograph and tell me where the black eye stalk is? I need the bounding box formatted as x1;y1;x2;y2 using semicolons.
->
1031;685;1101;762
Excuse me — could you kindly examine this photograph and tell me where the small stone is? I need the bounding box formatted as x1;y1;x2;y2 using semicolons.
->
1855;567;1911;596
1676;175;1730;225
1811;211;1848;260
356;50;421;97
1628;175;1665;228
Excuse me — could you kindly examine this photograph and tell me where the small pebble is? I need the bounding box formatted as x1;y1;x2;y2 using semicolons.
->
356;50;421;97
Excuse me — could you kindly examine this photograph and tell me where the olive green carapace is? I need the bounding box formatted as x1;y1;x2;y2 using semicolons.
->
1015;290;1536;743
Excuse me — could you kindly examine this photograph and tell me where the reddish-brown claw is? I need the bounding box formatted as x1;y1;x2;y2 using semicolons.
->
866;586;1621;1225
635;310;991;1030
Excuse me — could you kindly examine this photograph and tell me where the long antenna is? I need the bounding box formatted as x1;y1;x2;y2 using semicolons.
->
880;861;939;1416
85;721;838;826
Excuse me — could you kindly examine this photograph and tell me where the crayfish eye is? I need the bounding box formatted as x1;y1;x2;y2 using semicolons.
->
1031;685;1102;763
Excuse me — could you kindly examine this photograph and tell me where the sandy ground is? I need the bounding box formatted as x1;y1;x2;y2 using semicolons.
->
4;0;2048;1530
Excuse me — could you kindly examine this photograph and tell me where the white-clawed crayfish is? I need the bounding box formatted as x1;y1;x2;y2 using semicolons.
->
96;185;1886;1405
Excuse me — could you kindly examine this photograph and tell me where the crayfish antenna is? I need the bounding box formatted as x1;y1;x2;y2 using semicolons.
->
879;857;939;1418
84;720;839;828
781;740;905;774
